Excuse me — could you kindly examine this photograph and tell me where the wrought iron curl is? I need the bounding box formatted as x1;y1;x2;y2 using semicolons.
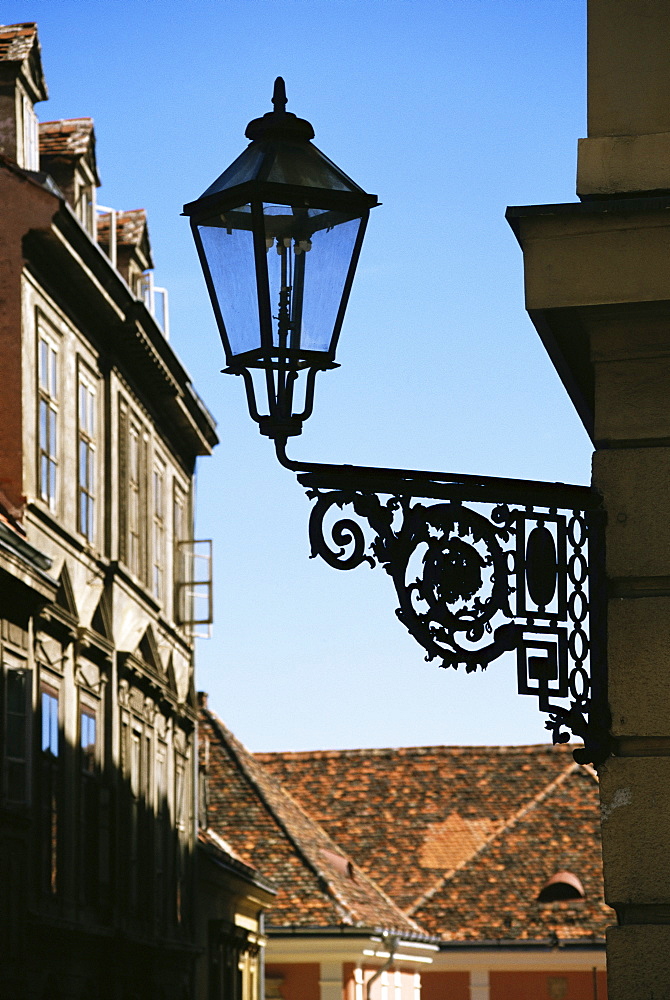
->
306;490;376;570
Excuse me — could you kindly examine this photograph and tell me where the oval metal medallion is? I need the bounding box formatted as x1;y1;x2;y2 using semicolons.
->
526;525;557;609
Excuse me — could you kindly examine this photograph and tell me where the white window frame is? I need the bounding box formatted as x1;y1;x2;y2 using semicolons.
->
77;367;97;543
152;457;167;602
37;326;60;512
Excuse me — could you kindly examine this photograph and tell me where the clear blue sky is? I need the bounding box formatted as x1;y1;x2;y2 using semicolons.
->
6;1;592;750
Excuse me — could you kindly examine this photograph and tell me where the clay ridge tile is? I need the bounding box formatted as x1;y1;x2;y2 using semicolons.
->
0;22;37;62
39;119;95;158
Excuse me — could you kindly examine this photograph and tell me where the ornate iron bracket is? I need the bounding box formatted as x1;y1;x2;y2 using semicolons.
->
277;444;610;766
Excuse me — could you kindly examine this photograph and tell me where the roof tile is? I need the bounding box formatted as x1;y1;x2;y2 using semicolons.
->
0;22;37;63
39;119;94;158
256;744;611;943
201;707;424;935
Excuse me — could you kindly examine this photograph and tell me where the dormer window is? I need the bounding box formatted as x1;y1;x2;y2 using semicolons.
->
0;23;48;169
39;118;100;237
538;870;585;902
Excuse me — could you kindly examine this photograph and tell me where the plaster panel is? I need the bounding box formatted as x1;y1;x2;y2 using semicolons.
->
521;218;670;312
606;924;670;1000
607;597;670;737
600;757;670;904
594;356;670;442
578;132;670;197
592;447;670;579
586;0;670;138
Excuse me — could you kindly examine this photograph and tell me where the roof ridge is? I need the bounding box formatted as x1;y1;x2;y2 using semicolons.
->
203;707;420;933
255;743;577;759
407;758;580;917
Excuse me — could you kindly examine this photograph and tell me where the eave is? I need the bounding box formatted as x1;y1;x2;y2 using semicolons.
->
506;194;670;443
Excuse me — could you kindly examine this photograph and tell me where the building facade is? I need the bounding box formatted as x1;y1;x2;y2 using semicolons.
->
0;22;271;1000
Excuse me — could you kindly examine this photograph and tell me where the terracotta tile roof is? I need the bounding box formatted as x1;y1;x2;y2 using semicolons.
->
255;744;611;943
256;745;577;911
412;763;610;943
201;706;424;935
39;119;95;159
198;826;276;893
97;208;148;248
0;22;37;62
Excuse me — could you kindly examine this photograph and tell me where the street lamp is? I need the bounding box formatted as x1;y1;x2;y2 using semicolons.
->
183;78;378;442
185;82;610;766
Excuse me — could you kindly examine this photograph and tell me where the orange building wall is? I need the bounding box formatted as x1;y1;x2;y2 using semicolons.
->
491;970;607;1000
420;970;470;1000
343;962;355;1000
266;963;321;1000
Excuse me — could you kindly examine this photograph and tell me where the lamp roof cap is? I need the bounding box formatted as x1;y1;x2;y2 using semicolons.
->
245;77;315;142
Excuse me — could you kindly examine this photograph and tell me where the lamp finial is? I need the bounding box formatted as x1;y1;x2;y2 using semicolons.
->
272;77;287;114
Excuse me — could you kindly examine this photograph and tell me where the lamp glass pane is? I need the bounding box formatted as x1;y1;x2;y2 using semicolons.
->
196;204;261;358
263;203;363;355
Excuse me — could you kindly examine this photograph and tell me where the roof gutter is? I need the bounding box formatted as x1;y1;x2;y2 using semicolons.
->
437;937;606;952
266;925;439;945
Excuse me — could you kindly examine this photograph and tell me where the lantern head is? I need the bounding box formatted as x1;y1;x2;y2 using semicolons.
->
184;78;379;440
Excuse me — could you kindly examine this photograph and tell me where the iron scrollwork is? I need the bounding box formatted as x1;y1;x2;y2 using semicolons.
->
301;471;609;766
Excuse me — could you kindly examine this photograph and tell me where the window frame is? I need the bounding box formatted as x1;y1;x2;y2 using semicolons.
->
2;651;32;807
152;456;167;602
119;397;149;584
39;677;60;896
36;322;61;513
77;364;98;543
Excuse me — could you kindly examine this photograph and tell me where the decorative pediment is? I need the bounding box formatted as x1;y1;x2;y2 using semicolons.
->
165;650;179;698
55;563;78;619
91;588;113;643
136;624;163;676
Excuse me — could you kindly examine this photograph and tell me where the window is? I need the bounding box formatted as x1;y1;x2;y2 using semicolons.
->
128;423;141;575
3;655;31;805
119;401;149;583
41;687;59;758
21;93;39;170
152;460;166;601
40;683;59;894
155;742;169;929
79;704;99;905
37;330;59;510
78;372;97;541
74;173;95;235
175;753;187;924
80;707;96;774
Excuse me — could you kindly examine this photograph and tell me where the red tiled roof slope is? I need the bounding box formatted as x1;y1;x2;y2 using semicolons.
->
201;707;424;935
39;119;94;158
0;22;37;62
97;208;148;248
412;763;610;942
256;744;580;912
